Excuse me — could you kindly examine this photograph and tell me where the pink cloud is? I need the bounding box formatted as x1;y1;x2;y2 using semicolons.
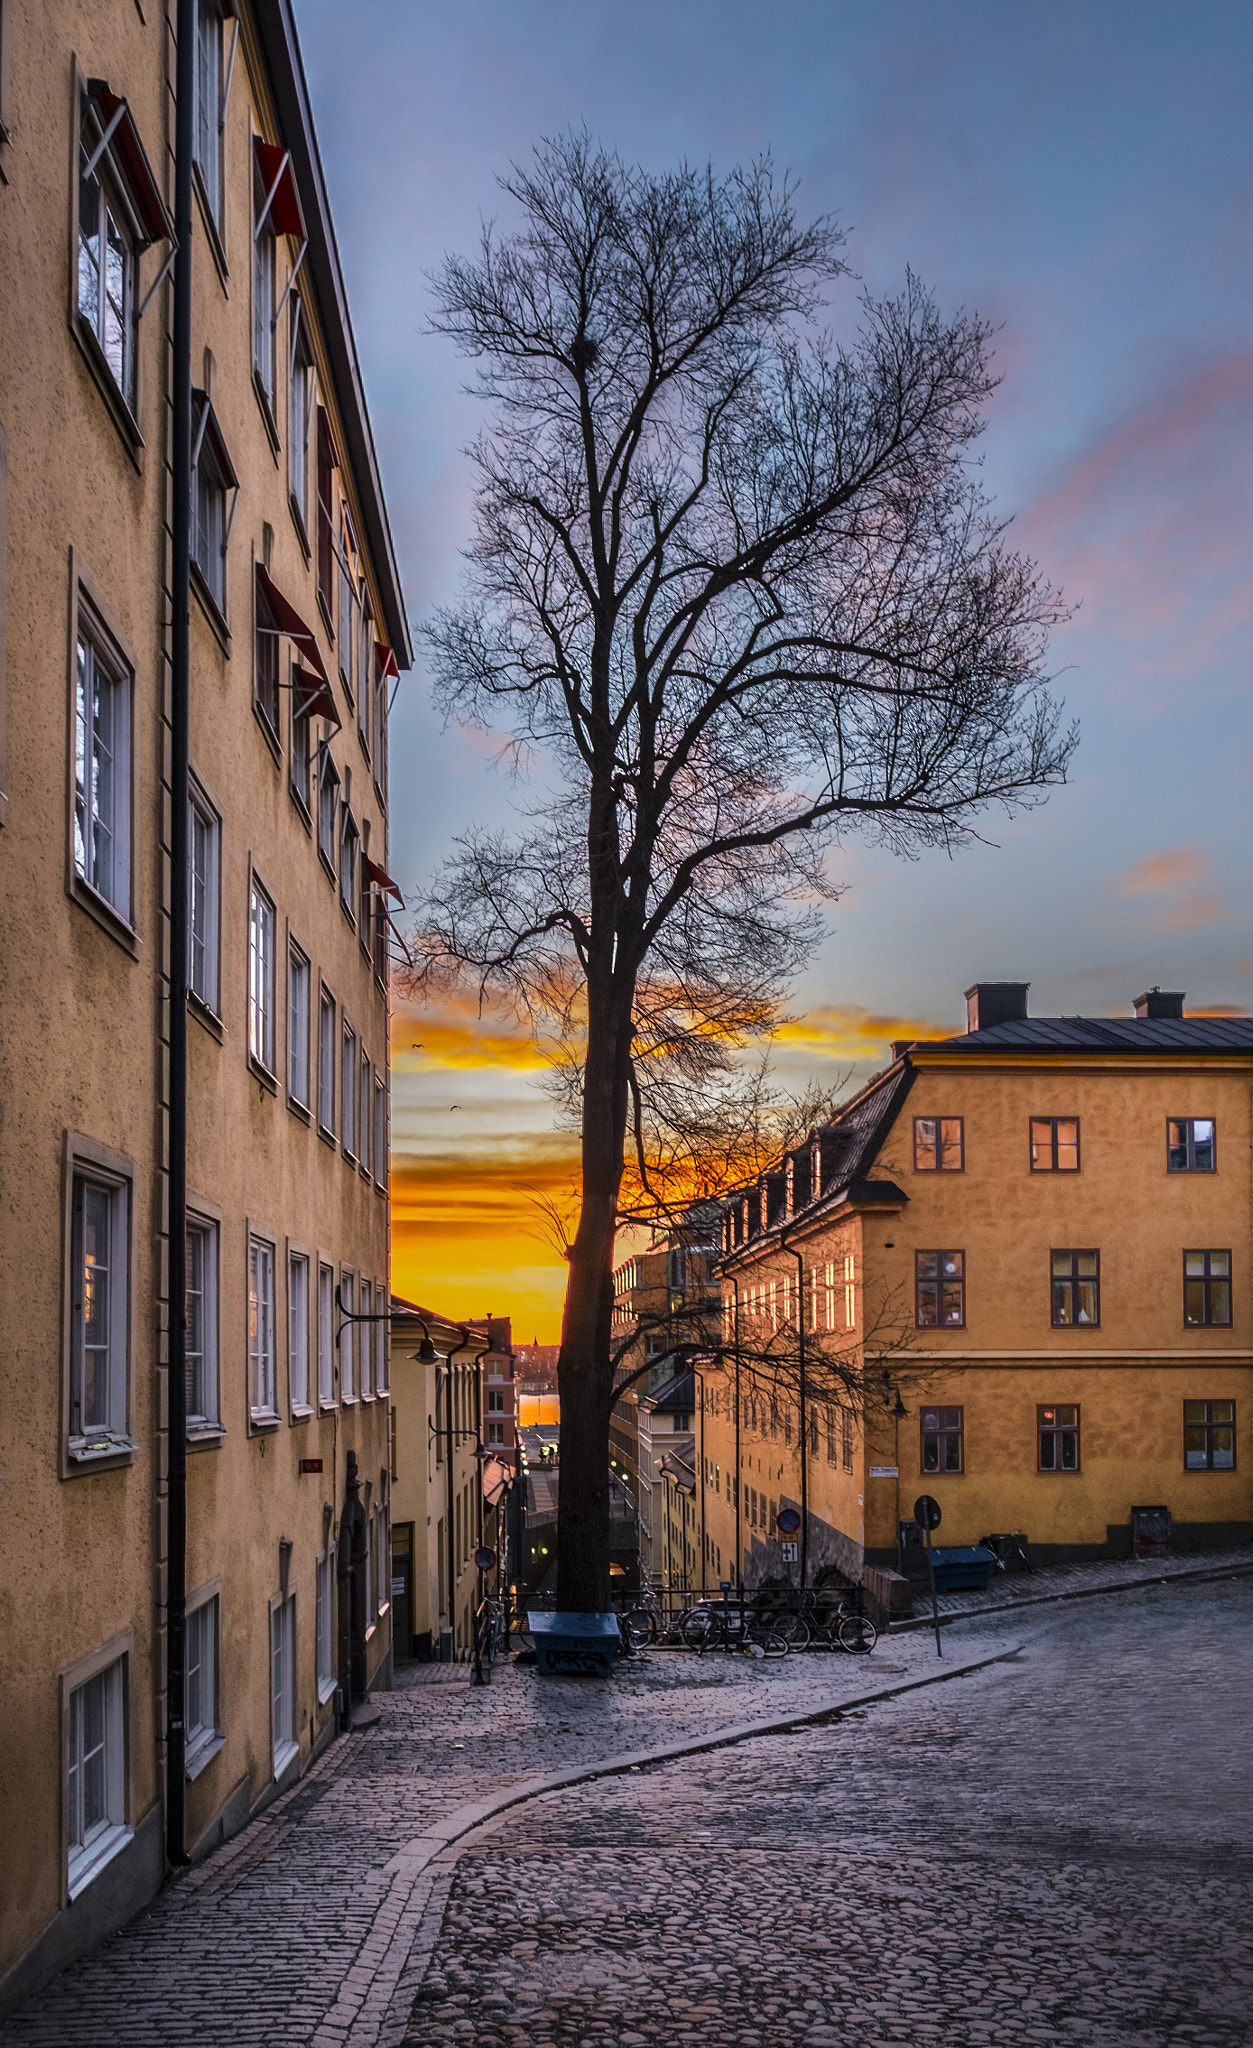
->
1117;846;1218;930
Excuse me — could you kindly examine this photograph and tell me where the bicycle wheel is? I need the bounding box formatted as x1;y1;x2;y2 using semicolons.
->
622;1607;657;1649
681;1605;716;1650
772;1611;811;1650
757;1626;789;1658
837;1612;878;1654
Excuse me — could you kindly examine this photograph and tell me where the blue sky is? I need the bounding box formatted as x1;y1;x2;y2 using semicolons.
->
293;0;1253;1327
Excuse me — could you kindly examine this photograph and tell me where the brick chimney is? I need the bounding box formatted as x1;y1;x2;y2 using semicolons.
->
1133;988;1185;1020
964;982;1030;1033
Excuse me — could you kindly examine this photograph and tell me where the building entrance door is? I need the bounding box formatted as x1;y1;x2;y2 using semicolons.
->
391;1521;414;1659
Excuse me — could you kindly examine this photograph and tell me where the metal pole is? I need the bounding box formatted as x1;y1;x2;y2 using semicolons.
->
732;1279;742;1590
165;0;195;1872
782;1241;808;1591
925;1521;942;1658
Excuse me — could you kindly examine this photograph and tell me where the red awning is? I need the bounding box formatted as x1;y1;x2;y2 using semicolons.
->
292;666;341;729
86;82;174;245
363;855;403;903
253;139;305;240
255;564;330;687
375;642;400;683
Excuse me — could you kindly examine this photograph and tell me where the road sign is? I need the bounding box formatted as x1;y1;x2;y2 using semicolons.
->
780;1542;798;1563
474;1545;496;1573
776;1506;802;1536
913;1494;942;1531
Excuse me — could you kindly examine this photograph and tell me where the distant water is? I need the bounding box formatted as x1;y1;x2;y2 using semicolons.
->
518;1392;560;1427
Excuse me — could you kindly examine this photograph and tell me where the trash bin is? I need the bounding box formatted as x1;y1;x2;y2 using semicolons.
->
1131;1506;1172;1559
929;1546;996;1594
527;1610;621;1677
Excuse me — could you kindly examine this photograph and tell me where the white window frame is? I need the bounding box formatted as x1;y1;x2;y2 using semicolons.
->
337;507;356;702
287;939;310;1107
253;151;276;407
358;1050;372;1178
373;1077;387;1190
270;1591;297;1779
357;584;372;746
67;1150;133;1462
193;0;226;231
188;778;221;1013
288;1247;310;1414
317;743;339;871
318;986;336;1136
185;1588;224;1779
359;1278;373;1400
74;606;133;923
192;410;231;613
316;1550;335;1702
339;807;358;920
340;1269;356;1402
289;297;311;525
248;875;277;1074
185;1211;220;1431
248;1232;278;1423
77;102;138;410
64;1640;131;1901
317;1260;335;1407
341;1021;357;1159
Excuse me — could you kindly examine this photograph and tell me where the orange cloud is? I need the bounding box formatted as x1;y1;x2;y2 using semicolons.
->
776;1002;952;1061
1118;847;1217;931
390;1149;579;1343
390;989;550;1071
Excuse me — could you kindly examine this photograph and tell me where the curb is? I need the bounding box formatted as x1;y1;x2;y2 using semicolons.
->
380;1636;1018;1881
890;1557;1253;1634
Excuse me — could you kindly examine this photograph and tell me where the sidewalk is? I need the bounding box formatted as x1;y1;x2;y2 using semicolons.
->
895;1538;1253;1629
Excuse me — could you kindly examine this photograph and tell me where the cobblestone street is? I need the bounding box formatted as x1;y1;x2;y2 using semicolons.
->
2;1572;1249;2046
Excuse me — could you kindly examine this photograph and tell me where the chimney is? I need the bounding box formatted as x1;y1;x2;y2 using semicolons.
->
964;982;1030;1034
1133;988;1185;1020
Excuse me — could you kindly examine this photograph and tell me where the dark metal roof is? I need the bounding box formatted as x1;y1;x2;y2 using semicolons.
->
253;0;412;666
910;1016;1253;1055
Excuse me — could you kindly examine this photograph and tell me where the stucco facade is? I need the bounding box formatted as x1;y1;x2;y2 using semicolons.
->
0;0;409;2005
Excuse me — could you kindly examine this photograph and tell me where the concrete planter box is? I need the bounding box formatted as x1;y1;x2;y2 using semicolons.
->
929;1546;996;1594
527;1610;620;1677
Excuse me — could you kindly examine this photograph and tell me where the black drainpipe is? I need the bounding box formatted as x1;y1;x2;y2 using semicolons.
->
731;1277;742;1589
165;0;195;1871
781;1237;809;1591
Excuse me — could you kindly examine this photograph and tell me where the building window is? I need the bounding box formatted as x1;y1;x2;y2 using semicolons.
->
1038;1404;1080;1472
358;589;373;745
318;1262;335;1406
75;616;132;920
1184;1251;1231;1328
340;808;359;920
253;155;276;406
1169;1118;1216;1173
185;1216;219;1428
341;1023;357;1158
915;1250;964;1328
914;1117;963;1171
270;1594;296;1777
193;0;224;226
360;1279;373;1398
338;509;356;703
316;407;336;608
359;1052;372;1177
248;1235;277;1419
1051;1249;1099;1327
290;685;311;811
248;880;277;1073
841;1406;854;1473
69;1169;130;1455
317;744;339;870
487;1420;504;1445
842;1251;855;1329
921;1406;963;1475
289;1251;310;1410
77;108;137;407
192;397;235;614
287;942;310;1106
1184;1400;1235;1471
288;300;311;524
255;579;280;732
1031;1118;1080;1172
67;1656;129;1898
185;1595;221;1775
316;1552;335;1700
340;1272;356;1400
188;782;220;1011
318;988;336;1134
487;1390;505;1413
373;1079;387;1187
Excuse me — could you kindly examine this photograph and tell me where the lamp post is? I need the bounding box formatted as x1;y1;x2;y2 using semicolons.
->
781;1237;809;1591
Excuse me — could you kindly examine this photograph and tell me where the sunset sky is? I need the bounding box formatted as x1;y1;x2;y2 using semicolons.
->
295;0;1253;1341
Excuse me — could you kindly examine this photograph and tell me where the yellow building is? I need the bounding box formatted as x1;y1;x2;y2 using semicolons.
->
0;0;408;2005
708;984;1252;1585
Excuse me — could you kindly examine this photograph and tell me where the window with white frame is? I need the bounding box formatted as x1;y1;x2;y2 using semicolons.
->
185;1594;221;1775
288;942;310;1106
318;744;339;870
290;681;311;811
67;1654;129;1898
374;1078;387;1188
316;1551;335;1700
340;1271;356;1400
318;1261;335;1405
77;105;138;408
253;153;276;405
270;1593;296;1777
357;587;372;745
359;1279;373;1398
74;614;132;921
254;577;280;731
289;300;311;524
341;1022;357;1158
375;1295;387;1394
248;879;276;1073
289;1250;310;1411
69;1167;131;1456
185;1215;219;1429
188;781;220;1011
318;988;336;1135
338;508;356;702
193;0;225;228
192;397;234;613
359;1051;372;1177
340;807;359;920
248;1234;277;1420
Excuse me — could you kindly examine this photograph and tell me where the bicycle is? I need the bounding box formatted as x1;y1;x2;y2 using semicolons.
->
681;1597;789;1658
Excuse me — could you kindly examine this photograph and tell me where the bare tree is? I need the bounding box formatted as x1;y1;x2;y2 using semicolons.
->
414;134;1073;1612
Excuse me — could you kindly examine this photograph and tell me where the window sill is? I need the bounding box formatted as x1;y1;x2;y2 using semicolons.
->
190;561;232;656
288;1095;312;1126
318;1399;338;1416
340;898;357;934
253;370;281;460
67;1433;138;1467
71;316;143;468
248;1055;279;1097
317;1675;337;1706
187;1423;226;1450
290;1404;314;1425
341;1395;359;1408
272;1738;299;1783
68;871;141;958
250;1410;281;1432
189;992;224;1043
342;1148;358;1170
68;1822;134;1902
317;1122;338;1152
185;1730;225;1782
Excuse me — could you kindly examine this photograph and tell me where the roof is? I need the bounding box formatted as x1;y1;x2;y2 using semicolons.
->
910;1016;1253;1055
648;1369;695;1414
252;1;411;666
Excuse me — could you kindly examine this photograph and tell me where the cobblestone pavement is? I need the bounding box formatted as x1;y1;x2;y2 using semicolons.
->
901;1538;1253;1625
2;1571;1248;2046
406;1577;1253;2048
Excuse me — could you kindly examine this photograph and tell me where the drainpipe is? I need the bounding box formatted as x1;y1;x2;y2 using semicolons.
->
444;1329;465;1652
781;1238;809;1591
165;0;195;1871
731;1278;742;1591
